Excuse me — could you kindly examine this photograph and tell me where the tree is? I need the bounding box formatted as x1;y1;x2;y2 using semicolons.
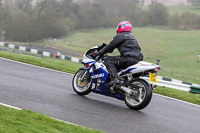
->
168;14;182;29
2;0;79;41
151;0;154;4
6;10;40;42
0;0;13;40
141;0;146;5
187;0;200;6
36;0;54;17
148;3;169;25
58;0;79;17
181;12;199;28
15;0;33;12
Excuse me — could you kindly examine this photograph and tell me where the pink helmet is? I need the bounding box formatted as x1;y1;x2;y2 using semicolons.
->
116;21;132;34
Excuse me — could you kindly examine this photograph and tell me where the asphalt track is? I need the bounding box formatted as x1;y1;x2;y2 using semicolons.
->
0;57;200;133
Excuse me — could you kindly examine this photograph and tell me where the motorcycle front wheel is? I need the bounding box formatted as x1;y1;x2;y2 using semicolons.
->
124;79;152;110
72;69;92;95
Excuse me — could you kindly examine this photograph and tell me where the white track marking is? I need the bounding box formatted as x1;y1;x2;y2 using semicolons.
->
0;103;22;110
153;93;200;108
0;102;85;128
0;57;74;76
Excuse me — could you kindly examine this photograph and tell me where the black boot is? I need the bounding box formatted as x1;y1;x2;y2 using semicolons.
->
104;58;120;86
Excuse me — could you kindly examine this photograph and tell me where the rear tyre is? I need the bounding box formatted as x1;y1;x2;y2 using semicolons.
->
124;79;152;110
72;69;92;95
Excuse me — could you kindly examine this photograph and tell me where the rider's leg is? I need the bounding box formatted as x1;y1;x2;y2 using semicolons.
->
104;56;121;86
104;56;141;86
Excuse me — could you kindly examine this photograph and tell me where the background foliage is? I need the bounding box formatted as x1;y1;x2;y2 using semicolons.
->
0;0;200;42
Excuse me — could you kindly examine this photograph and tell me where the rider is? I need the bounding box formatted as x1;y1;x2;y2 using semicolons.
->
97;21;143;86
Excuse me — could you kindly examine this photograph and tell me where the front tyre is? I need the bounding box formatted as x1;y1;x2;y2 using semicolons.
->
72;69;92;95
124;79;152;110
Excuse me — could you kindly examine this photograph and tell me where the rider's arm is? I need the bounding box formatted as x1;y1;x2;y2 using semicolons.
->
100;34;123;55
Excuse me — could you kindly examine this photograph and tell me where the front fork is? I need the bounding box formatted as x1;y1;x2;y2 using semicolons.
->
79;70;88;81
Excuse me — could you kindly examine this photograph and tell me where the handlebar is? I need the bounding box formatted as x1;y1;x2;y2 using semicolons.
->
85;43;107;61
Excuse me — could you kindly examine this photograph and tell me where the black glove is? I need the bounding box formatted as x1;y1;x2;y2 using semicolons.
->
93;50;100;56
94;50;103;61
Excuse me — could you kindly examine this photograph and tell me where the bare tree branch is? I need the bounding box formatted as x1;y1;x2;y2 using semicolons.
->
14;0;32;12
37;0;49;17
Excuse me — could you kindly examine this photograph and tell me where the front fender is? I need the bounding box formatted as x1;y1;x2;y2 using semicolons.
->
79;66;88;70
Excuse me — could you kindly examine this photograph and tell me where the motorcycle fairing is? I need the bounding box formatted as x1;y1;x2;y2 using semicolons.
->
118;61;159;76
83;60;111;95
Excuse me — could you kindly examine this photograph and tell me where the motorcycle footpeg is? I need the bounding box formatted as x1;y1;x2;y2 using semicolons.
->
106;82;122;88
105;84;112;88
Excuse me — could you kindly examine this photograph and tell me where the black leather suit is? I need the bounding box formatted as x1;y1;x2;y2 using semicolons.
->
99;31;143;78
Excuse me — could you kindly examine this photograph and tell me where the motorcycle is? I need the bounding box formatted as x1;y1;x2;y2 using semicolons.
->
72;43;161;110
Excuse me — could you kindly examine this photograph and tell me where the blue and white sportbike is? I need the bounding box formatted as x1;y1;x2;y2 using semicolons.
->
72;43;161;110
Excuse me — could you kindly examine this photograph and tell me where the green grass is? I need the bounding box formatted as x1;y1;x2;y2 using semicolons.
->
135;28;200;84
153;86;200;105
0;51;82;74
44;28;200;84
44;28;116;54
0;105;102;133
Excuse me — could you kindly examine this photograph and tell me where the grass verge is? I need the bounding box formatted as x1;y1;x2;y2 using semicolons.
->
0;105;102;133
0;51;82;74
153;86;200;105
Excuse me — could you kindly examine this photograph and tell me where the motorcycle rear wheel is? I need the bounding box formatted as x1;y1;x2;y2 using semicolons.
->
72;69;92;95
124;79;152;110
